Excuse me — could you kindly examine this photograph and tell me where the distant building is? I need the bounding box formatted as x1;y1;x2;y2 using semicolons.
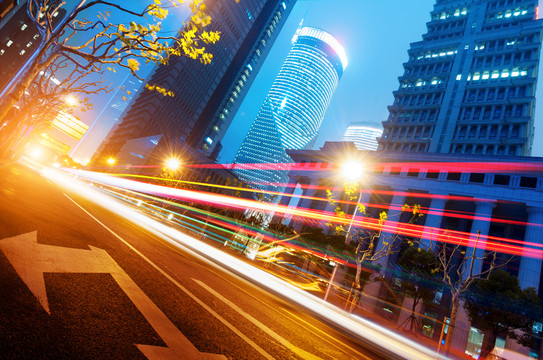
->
378;0;543;156
233;26;347;192
91;0;296;170
342;122;382;151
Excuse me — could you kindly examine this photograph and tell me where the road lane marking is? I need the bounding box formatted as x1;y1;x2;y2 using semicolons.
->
66;195;271;360
194;278;324;360
0;231;219;360
202;267;373;360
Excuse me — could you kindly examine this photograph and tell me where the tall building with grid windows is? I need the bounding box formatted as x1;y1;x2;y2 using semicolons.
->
233;26;347;192
342;122;383;151
378;0;543;156
91;0;295;167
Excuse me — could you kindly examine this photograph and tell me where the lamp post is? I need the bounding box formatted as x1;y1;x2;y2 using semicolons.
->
323;160;364;303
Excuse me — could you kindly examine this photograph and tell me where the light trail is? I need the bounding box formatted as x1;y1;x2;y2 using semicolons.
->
90;160;543;173
42;167;445;360
67;169;543;260
110;172;541;231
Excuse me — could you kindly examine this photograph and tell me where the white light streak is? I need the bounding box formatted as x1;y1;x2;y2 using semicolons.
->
42;168;443;360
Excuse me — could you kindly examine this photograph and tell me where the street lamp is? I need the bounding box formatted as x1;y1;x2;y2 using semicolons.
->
65;95;78;107
107;157;116;165
165;158;181;171
323;160;365;303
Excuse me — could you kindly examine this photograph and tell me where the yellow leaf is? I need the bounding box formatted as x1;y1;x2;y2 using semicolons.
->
127;58;140;71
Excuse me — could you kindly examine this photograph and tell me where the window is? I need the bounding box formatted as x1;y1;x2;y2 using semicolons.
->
389;167;402;176
469;173;485;183
447;172;461;181
407;168;420;177
479;125;487;138
426;170;440;179
520;176;537;188
494;174;510;186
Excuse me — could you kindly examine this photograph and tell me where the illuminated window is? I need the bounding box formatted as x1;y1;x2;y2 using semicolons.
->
456;74;462;80
6;40;12;47
19;50;25;55
491;71;500;79
21;24;27;31
482;71;490;80
501;69;510;78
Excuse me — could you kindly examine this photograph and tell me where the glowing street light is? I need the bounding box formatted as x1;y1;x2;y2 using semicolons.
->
107;157;116;165
165;158;181;171
65;95;78;107
341;160;364;182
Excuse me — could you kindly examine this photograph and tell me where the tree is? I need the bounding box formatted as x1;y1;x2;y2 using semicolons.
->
326;184;424;311
464;270;541;359
0;0;222;157
420;230;515;355
2;56;110;158
397;246;440;333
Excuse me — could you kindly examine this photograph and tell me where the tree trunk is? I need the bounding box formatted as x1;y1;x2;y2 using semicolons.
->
410;297;419;332
444;293;460;354
479;331;497;360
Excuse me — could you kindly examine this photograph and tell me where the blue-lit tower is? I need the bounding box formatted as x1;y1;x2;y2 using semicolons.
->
233;26;347;192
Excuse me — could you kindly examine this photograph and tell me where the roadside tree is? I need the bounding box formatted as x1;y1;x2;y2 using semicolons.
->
464;269;541;359
0;0;221;157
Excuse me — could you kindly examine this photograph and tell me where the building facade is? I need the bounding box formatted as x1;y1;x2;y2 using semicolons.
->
91;0;295;168
281;141;543;357
378;0;543;156
233;26;347;192
342;122;383;151
0;0;66;94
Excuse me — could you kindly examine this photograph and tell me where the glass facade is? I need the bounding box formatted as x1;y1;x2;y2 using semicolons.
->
233;26;346;192
378;0;543;156
91;0;295;167
342;122;383;151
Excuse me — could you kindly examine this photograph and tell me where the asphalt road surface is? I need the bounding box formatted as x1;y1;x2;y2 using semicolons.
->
0;162;388;360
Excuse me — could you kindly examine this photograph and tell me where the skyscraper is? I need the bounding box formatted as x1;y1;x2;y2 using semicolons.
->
0;0;66;94
342;122;382;151
91;0;295;167
233;26;347;192
378;0;543;156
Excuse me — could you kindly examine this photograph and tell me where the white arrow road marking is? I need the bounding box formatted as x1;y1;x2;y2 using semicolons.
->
0;232;225;360
193;278;324;360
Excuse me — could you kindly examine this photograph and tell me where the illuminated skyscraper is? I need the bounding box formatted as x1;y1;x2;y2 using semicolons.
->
378;0;543;156
342;122;382;151
91;0;295;167
233;26;347;191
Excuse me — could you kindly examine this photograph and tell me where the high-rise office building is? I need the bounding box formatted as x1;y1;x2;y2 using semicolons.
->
342;122;382;151
233;26;347;192
378;0;543;156
91;0;295;167
0;0;66;93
